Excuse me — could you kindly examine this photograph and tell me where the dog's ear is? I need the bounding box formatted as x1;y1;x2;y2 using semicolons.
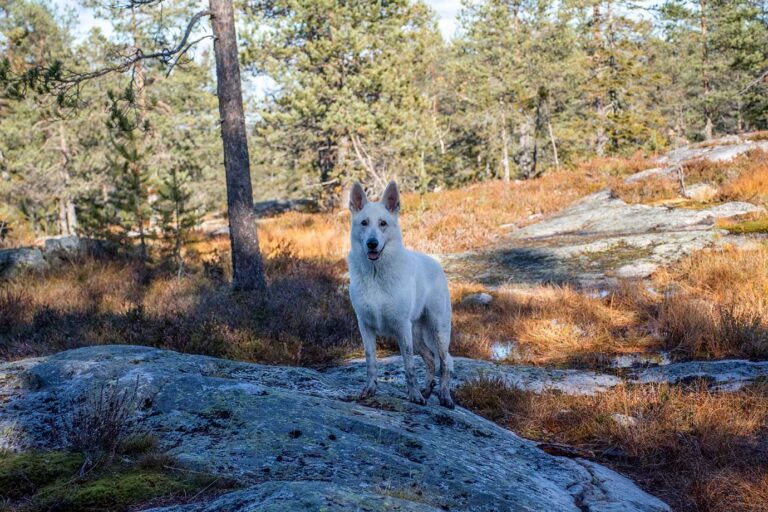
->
382;181;400;214
349;182;368;213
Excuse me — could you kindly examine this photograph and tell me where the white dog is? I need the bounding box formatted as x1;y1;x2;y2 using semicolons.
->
347;181;454;408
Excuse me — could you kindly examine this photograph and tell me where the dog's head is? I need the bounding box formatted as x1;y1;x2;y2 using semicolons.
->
348;181;402;262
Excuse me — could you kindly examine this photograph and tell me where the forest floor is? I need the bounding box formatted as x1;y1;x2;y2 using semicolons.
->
2;133;768;511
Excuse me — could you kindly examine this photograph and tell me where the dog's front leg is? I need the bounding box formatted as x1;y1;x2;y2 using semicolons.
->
358;321;378;399
396;322;427;405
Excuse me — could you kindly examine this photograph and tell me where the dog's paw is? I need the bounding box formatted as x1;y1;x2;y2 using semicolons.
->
438;390;455;409
358;382;378;400
421;381;435;400
407;388;427;405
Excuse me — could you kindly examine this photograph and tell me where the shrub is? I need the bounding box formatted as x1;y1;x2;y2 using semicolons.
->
60;379;140;471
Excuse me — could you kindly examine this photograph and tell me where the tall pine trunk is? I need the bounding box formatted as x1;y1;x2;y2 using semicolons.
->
592;4;607;156
500;108;510;182
516;111;537;179
57;122;77;235
700;0;713;140
209;0;266;293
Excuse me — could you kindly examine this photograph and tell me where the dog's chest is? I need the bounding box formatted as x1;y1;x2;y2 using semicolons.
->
351;279;405;335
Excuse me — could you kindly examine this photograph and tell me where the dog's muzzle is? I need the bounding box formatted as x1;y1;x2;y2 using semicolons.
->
366;238;380;260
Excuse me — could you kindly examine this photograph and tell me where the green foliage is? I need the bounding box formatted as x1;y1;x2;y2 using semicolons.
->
242;0;445;202
660;0;768;139
154;156;203;273
0;0;767;237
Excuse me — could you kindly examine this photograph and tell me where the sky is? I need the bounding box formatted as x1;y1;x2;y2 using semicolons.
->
54;0;464;42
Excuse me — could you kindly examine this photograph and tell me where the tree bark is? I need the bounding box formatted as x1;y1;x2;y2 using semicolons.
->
592;4;607;156
209;0;266;293
544;100;559;169
500;109;510;182
700;0;713;140
516;111;537;179
57;123;77;234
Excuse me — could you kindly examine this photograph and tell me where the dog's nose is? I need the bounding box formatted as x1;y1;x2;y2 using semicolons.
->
366;238;379;250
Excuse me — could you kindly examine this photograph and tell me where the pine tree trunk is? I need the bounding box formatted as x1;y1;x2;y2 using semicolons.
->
517;112;536;179
57;123;77;235
544;100;559;169
700;0;713;140
58;199;69;236
593;4;607;156
500;110;510;182
209;0;266;294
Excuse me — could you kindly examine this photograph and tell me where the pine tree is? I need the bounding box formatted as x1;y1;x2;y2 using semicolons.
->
154;157;201;276
104;88;153;259
243;0;444;201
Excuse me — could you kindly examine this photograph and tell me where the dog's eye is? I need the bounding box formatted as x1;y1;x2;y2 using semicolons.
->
361;219;369;226
379;220;387;227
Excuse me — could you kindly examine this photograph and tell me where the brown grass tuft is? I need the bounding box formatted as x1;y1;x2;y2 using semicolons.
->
456;378;768;512
612;149;768;206
574;151;659;177
611;175;682;204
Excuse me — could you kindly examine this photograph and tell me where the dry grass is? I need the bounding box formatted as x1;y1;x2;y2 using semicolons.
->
653;245;768;360
451;283;656;365
611;175;682;204
456;377;768;512
746;131;768;142
397;169;611;254
573;151;660;177
450;244;768;365
5;238;767;368
0;251;360;365
2;150;763;368
613;149;768;206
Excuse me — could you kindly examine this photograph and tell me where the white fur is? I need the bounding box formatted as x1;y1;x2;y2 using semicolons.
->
347;181;454;407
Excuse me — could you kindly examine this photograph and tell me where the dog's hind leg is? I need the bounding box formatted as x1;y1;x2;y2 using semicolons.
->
435;325;455;409
413;323;436;399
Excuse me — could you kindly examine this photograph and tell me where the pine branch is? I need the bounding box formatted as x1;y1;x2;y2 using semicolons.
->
1;9;211;104
742;68;768;94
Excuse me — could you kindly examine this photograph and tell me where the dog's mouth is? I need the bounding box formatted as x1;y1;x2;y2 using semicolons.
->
367;250;380;261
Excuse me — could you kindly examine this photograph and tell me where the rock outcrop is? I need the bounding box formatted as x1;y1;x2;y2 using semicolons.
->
0;345;669;512
442;137;766;287
0;247;46;279
0;236;120;279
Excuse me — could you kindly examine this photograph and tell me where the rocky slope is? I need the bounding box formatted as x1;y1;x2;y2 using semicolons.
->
443;137;768;287
0;345;669;512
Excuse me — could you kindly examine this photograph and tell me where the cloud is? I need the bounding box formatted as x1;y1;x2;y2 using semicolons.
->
425;0;462;40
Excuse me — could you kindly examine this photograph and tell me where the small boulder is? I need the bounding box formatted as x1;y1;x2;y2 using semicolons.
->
42;235;115;261
0;247;46;279
684;183;718;202
611;413;639;428
460;292;493;307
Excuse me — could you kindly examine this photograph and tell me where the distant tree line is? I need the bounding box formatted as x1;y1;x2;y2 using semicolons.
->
1;0;767;238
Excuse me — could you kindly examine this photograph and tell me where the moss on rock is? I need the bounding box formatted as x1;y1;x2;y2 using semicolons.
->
0;451;84;500
32;469;195;512
723;217;768;234
0;450;228;512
